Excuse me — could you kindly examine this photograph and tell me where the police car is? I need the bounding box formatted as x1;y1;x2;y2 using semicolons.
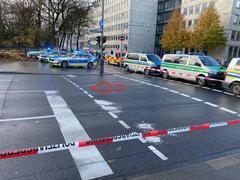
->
49;52;97;69
224;58;240;95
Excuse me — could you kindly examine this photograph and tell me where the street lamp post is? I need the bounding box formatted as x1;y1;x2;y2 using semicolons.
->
55;24;59;54
100;0;105;75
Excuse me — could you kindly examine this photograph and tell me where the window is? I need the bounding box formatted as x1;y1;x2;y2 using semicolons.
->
237;31;240;41
237;0;240;8
195;4;201;14
189;57;201;66
231;30;237;41
228;46;233;58
233;47;238;57
188;20;193;27
233;14;239;25
164;55;188;64
140;56;147;62
202;3;208;11
183;7;188;15
189;6;194;14
178;56;188;65
127;54;139;60
146;55;161;62
199;56;220;66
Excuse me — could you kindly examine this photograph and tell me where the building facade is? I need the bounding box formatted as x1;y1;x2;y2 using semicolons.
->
83;0;158;53
182;0;240;61
154;0;182;57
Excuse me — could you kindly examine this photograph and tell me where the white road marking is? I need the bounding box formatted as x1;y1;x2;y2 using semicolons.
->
204;102;219;108
67;75;77;78
191;97;203;102
137;123;154;131
169;89;179;94
0;90;56;93
45;91;113;180
138;137;147;143
219;107;237;114
180;93;191;98
202;87;211;90
160;87;169;90
0;80;18;82
115;75;239;115
0;115;55;122
212;89;223;93
87;94;94;99
224;92;234;96
94;100;121;113
118;120;130;129
148;146;168;160
83;91;89;94
108;112;119;119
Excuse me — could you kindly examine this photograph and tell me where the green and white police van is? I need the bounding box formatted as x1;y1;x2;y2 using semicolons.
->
161;54;226;86
123;53;161;75
224;58;240;95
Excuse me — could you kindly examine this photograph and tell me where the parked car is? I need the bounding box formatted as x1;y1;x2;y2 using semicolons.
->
26;51;41;59
49;53;97;69
122;53;161;75
224;58;240;95
161;54;226;86
39;50;58;63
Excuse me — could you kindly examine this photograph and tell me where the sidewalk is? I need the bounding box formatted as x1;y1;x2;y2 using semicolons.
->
129;152;240;180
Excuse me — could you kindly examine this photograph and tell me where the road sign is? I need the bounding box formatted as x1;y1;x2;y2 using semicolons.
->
99;19;104;28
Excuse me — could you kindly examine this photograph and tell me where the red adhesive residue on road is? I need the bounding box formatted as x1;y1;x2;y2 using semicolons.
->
90;82;124;95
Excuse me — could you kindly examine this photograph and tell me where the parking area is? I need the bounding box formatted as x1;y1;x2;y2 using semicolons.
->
0;62;240;180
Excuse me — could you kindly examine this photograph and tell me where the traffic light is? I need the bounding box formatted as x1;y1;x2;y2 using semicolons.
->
102;36;106;44
96;36;107;46
96;36;100;46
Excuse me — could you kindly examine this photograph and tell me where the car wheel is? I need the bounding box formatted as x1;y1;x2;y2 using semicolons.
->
162;70;169;79
144;69;150;76
231;83;240;95
87;62;94;69
197;76;206;86
125;65;130;72
32;55;37;59
61;61;68;68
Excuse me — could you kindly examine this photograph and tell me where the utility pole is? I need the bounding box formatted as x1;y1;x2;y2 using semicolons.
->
100;0;104;74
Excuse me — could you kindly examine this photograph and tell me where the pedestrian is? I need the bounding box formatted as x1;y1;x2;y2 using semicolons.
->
96;52;101;67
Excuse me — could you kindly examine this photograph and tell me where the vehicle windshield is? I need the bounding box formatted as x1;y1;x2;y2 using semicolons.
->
199;56;220;66
147;54;161;62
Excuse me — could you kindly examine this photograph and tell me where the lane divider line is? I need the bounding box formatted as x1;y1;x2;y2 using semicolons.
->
0;115;55;122
129;73;240;98
204;102;219;108
108;112;119;119
118;120;131;129
1;118;240;160
191;97;203;102
115;75;239;115
148;145;168;160
180;93;191;98
219;107;237;115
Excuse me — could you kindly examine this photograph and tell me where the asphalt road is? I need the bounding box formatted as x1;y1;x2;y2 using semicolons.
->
0;61;240;180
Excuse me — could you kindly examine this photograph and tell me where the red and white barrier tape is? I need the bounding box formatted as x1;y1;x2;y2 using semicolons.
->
1;119;240;160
